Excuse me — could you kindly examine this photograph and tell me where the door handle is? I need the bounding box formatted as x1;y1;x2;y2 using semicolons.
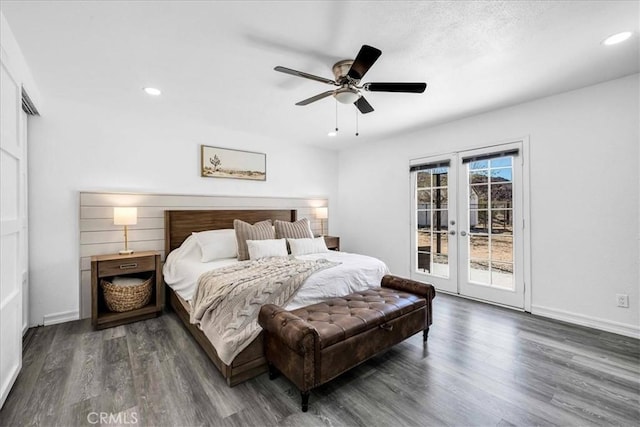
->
460;231;467;236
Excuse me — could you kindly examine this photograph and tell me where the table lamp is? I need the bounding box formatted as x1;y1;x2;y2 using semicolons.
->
316;207;328;236
114;207;137;255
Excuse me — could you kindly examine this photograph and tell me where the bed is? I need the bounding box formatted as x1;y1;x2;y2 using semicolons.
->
163;209;389;386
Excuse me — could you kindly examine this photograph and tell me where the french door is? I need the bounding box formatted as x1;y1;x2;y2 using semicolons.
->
410;142;526;309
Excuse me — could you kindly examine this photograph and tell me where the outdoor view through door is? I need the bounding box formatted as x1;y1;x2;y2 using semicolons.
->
411;142;526;309
417;165;450;278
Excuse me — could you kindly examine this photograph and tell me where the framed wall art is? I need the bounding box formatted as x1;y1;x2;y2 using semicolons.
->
200;145;266;181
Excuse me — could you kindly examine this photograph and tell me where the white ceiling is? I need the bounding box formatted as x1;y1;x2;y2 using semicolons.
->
2;1;638;150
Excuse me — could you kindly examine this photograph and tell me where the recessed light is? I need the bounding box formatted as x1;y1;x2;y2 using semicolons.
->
143;87;162;96
327;131;337;137
603;31;632;46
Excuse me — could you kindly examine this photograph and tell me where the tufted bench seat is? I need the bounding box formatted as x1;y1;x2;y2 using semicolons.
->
258;274;435;411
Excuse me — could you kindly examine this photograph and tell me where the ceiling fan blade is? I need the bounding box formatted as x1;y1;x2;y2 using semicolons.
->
274;66;336;85
347;45;382;80
364;82;427;93
354;96;374;114
295;90;335;106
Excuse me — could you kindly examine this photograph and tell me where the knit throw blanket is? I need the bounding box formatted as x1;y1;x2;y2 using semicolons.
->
190;256;338;365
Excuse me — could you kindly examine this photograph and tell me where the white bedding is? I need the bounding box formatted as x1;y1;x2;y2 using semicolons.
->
162;235;389;309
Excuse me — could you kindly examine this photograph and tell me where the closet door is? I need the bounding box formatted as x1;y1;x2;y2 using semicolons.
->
0;55;25;409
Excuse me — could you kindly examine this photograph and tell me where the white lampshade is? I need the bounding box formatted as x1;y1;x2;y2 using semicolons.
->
113;207;138;225
334;88;361;104
316;207;328;219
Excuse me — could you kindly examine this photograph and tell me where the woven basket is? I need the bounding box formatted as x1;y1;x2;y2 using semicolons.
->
101;275;152;312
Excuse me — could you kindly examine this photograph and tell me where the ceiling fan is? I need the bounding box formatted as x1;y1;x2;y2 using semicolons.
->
274;45;427;114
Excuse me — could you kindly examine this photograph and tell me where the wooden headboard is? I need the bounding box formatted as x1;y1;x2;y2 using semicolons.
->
164;209;297;254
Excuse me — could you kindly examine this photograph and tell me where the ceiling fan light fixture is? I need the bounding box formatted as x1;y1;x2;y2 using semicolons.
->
275;44;426;114
334;87;361;104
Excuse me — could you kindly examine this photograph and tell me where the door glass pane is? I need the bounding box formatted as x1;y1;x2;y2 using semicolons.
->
417;251;431;273
433;232;448;256
491;210;513;234
433;188;448;209
432;232;449;276
414;166;449;278
469;260;490;284
467;155;515;289
432;168;448;186
491;262;514;288
417;171;431;188
469;169;489;184
417;230;431;250
469;160;488;170
491;168;512;183
470;210;488;233
491;236;513;262
491;183;512;206
469;235;489;260
417;210;430;228
433;211;448;232
417;229;431;273
491;157;512;168
417;189;431;209
433;254;449;277
470;184;488;209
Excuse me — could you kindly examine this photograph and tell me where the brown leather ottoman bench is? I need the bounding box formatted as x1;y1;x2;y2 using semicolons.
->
258;274;435;411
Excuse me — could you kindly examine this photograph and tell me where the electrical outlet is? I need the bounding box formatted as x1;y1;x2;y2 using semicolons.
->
616;294;629;308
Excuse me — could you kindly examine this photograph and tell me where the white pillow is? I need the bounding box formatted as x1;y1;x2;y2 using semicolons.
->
288;237;329;256
192;229;238;262
247;238;288;260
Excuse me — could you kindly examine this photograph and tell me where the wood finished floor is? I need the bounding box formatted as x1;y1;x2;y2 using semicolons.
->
1;293;638;427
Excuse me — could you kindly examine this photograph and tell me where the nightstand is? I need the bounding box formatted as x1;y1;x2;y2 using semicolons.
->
323;236;340;251
91;251;163;329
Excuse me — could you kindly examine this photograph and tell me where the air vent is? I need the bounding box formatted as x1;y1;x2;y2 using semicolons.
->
21;87;39;116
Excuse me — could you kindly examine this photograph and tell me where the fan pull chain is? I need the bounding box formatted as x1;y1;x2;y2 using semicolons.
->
355;109;359;136
335;100;339;133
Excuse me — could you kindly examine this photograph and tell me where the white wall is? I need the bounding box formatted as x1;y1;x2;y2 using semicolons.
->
27;96;338;326
337;74;639;337
0;12;41;110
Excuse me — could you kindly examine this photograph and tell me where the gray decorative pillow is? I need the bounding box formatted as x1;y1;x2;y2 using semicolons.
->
274;218;314;240
233;219;275;261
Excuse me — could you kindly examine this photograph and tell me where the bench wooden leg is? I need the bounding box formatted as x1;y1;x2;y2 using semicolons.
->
301;391;310;412
268;363;279;380
423;327;429;341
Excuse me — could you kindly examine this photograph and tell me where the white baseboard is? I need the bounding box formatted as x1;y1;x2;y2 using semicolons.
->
531;305;640;339
43;310;79;326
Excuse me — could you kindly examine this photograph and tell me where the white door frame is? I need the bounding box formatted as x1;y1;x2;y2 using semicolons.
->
410;137;532;312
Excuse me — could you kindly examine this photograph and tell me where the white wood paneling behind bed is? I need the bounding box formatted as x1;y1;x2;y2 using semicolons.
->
78;192;328;319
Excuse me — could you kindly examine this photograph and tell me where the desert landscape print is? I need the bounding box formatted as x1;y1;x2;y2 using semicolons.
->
201;145;266;181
